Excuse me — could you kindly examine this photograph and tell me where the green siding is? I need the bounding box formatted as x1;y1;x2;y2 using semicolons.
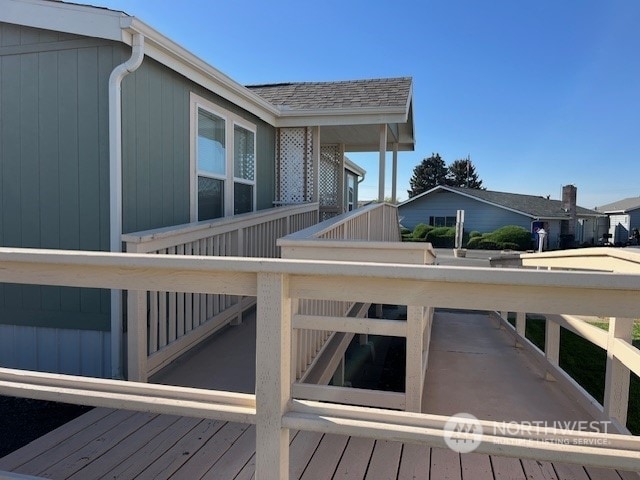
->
0;23;123;330
121;59;191;233
121;57;277;233
0;23;278;329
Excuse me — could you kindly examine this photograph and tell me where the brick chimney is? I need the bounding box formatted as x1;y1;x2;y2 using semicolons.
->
561;184;577;237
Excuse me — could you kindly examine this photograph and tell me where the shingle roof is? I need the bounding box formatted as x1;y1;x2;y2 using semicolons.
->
596;197;640;213
403;186;600;219
246;77;412;111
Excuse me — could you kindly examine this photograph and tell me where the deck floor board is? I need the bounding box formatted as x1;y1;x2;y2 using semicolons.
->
1;310;638;479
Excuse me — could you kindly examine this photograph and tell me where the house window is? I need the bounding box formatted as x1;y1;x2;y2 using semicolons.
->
197;108;226;220
347;174;356;211
429;216;456;227
234;124;255;214
191;93;257;221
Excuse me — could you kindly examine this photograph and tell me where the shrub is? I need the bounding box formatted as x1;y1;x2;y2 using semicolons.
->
412;223;433;240
466;225;532;250
489;225;532;250
477;239;501;250
426;227;455;247
469;231;482;238
500;242;521;251
400;227;411;235
466;236;482;249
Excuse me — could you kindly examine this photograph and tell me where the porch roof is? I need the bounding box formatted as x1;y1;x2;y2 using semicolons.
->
248;78;415;152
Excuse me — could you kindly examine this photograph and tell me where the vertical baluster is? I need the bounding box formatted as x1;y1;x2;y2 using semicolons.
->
168;247;177;343
149;291;158;353
176;244;185;338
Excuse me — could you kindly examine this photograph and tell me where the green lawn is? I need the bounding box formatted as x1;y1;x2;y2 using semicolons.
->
507;314;640;434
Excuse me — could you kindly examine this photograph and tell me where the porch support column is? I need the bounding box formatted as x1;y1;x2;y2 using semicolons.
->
391;142;398;204
378;124;387;202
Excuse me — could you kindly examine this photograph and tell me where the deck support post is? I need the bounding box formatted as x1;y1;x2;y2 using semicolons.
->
515;311;526;346
604;317;633;426
499;311;508;328
406;305;425;412
545;318;560;381
126;290;148;382
255;272;292;479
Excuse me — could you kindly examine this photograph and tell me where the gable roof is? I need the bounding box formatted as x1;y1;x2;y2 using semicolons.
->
399;185;601;220
0;0;415;150
596;197;640;214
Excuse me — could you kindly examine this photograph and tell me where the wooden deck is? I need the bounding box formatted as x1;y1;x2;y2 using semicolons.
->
1;310;638;479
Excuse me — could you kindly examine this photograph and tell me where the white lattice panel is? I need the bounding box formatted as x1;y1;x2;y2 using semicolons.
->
319;145;341;208
276;127;314;203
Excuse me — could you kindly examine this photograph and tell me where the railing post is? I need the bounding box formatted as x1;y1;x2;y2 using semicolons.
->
255;272;292;479
515;312;526;347
545;317;560;381
126;290;148;382
406;305;424;412
604;317;633;426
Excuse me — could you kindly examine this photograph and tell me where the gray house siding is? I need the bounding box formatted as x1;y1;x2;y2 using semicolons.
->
0;23;126;331
120;57;276;234
399;191;534;233
0;23;121;376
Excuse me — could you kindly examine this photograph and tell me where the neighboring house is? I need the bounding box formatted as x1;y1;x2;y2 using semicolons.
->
595;197;640;245
398;185;603;249
0;0;414;377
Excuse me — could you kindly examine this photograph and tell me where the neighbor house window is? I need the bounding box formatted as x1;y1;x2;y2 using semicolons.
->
346;174;356;211
429;216;456;227
191;93;257;220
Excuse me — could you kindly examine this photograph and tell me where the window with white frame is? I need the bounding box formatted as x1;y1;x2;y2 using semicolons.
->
233;124;255;215
191;93;256;221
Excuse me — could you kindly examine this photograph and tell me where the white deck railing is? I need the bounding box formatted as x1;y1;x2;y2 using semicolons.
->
122;203;318;380
1;248;639;477
496;246;640;434
277;202;435;410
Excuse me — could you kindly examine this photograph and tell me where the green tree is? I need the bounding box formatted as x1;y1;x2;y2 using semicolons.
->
407;153;448;198
446;158;484;189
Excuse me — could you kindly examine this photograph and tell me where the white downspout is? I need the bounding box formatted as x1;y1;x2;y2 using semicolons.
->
108;32;144;379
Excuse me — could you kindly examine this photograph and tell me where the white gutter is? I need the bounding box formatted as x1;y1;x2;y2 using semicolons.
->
108;31;145;379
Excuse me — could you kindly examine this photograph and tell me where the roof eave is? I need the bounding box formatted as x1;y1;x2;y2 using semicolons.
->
127;18;279;125
274;107;409;127
0;0;128;42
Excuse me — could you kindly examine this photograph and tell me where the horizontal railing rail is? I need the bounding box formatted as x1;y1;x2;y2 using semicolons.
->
122;203;318;380
278;202;435;409
1;247;640;477
509;247;640;432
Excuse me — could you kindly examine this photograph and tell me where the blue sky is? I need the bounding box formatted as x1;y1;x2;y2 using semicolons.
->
97;0;640;209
